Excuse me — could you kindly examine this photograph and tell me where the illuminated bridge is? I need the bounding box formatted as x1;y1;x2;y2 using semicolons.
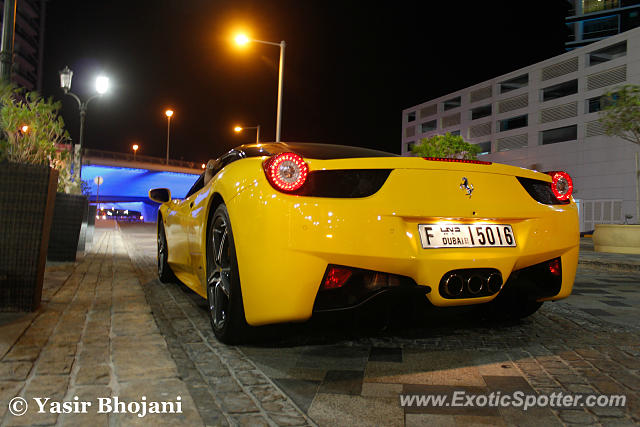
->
81;149;202;223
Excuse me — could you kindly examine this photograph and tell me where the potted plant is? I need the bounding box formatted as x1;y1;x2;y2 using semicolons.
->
0;85;70;311
592;85;640;254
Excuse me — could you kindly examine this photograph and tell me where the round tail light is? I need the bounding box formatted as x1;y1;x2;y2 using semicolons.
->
264;153;309;192
546;171;573;201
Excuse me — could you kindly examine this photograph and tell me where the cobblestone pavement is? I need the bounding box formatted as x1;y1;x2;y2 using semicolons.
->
119;224;315;427
118;224;640;427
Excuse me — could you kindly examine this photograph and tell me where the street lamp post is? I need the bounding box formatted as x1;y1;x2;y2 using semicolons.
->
132;143;139;161
94;176;103;211
59;66;109;179
165;109;174;165
235;35;285;142
234;125;261;143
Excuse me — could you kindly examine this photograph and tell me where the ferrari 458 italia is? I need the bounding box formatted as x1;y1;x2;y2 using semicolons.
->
149;143;578;343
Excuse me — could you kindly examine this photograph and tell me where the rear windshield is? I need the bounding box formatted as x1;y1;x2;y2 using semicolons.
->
239;142;398;160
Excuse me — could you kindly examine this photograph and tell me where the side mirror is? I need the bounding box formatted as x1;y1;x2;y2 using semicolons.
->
149;188;171;203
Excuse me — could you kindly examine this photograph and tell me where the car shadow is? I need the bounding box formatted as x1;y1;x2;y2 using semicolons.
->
238;293;529;348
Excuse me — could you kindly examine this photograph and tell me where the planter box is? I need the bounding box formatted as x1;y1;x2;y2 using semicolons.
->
86;205;96;249
0;163;58;311
77;201;90;252
593;223;640;255
47;193;88;262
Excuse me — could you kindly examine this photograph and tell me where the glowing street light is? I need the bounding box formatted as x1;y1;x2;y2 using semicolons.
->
132;143;139;161
234;124;260;143
59;66;110;179
234;33;286;142
95;75;110;95
234;34;249;46
165;109;174;164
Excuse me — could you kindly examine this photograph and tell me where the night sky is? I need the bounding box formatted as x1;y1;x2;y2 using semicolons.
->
40;1;570;164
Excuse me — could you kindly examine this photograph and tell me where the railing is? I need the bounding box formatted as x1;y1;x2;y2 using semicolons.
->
83;148;202;170
582;27;620;40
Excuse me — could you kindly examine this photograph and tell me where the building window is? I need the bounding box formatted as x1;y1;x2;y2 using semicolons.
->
583;0;619;14
443;96;461;111
475;141;491;155
582;15;620;41
471;104;492;120
587;95;603;113
622;8;640;32
588;41;626;66
587;93;617;113
541;125;578;145
406;141;415;152
499;74;528;94
542;79;578;102
407;112;416;122
498;115;528;132
421;120;437;133
450;130;461;136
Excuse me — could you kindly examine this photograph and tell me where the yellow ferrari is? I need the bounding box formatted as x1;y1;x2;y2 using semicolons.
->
149;142;578;343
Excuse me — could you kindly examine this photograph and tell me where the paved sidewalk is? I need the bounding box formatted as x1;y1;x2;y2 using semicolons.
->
0;228;201;426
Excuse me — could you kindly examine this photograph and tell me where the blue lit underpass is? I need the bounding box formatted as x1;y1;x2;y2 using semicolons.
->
81;164;200;223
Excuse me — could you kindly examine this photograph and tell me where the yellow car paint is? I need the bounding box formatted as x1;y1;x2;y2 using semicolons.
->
156;155;579;326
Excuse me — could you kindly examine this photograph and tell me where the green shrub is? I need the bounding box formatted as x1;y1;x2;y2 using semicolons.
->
411;133;480;159
0;84;84;193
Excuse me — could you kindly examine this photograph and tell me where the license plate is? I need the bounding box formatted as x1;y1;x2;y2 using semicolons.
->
418;223;516;248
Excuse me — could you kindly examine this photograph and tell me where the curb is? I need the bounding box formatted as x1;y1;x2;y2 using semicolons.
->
578;258;640;272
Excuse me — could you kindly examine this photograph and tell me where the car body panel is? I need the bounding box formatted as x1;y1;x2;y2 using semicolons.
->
157;152;579;326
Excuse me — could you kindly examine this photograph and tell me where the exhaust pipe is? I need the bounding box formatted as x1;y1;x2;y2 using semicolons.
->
443;274;463;297
487;273;503;294
467;276;484;295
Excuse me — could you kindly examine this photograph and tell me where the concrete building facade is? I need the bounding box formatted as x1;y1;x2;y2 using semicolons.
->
401;27;640;231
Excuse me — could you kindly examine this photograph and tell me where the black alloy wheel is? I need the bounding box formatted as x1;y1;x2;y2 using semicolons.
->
157;221;176;283
207;204;248;343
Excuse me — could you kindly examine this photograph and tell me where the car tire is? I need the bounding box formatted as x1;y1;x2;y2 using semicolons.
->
206;204;249;344
157;220;177;283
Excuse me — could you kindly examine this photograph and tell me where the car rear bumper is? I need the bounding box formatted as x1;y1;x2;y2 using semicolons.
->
228;173;579;326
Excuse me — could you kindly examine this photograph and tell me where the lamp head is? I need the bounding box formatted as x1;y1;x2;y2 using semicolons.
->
165;109;174;118
235;34;250;46
95;75;110;95
234;126;243;132
59;66;73;93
